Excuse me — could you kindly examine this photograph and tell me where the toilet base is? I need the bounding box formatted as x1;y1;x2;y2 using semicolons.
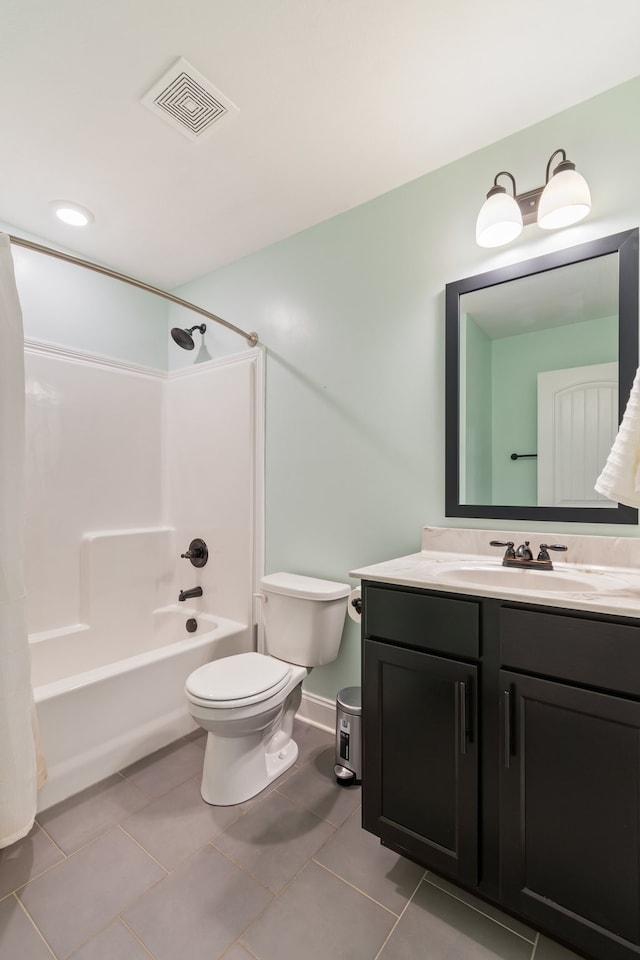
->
200;725;299;806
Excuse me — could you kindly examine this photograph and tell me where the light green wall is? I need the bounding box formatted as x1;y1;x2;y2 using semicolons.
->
2;222;169;369
174;75;640;701
491;315;617;505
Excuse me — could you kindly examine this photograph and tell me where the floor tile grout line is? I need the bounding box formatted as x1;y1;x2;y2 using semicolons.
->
116;774;157;800
118;810;245;876
530;931;540;958
205;789;355;896
234;853;326;950
373;867;429;960
231;825;354;950
16;814;163;887
216;850;305;955
33;819;68;860
33;825;110;862
119;914;162;960
35;780;156;844
424;874;538;945
207;838;280;896
116;824;170;875
233;940;260;960
59;914;137;960
13;892;58;959
310;859;405;918
3;857;64;903
87;824;176;938
5;832;70;899
271;783;355;829
30;826;171;960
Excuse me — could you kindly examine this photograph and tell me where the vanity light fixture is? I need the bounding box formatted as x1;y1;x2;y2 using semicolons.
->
50;200;94;227
475;148;591;248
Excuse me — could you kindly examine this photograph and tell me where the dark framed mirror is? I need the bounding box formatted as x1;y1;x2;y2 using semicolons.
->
445;228;639;523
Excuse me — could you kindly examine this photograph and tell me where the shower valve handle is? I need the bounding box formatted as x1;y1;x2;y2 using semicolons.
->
180;538;208;568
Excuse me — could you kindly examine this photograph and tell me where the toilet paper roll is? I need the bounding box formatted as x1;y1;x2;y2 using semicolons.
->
347;587;362;624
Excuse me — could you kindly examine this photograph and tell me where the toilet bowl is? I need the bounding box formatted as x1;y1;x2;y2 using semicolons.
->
185;573;350;805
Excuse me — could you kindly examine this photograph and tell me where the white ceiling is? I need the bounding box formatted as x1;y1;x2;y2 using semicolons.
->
2;1;640;289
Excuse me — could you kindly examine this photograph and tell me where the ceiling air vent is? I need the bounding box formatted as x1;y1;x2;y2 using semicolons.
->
142;57;238;142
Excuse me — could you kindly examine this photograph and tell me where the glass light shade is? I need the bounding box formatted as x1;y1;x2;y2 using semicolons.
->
475;192;523;248
537;169;591;230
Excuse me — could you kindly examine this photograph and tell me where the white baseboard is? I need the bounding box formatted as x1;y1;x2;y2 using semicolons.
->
296;690;336;734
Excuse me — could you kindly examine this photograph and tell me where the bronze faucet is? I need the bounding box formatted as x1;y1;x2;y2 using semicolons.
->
490;540;567;570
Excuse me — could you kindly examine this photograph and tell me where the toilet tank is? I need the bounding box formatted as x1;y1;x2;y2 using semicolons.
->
259;573;350;666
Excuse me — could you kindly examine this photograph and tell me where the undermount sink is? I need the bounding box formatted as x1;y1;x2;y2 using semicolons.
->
432;562;627;594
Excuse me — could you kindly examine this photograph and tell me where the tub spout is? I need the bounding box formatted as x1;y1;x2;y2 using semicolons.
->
179;586;203;602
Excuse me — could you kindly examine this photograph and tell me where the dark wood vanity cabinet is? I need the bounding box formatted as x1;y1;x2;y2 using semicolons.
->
361;581;640;960
363;639;478;885
500;670;640;960
362;584;480;886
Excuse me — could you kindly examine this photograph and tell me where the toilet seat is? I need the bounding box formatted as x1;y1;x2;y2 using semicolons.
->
185;652;292;709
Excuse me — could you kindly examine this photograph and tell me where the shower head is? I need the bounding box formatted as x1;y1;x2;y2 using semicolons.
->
171;323;207;350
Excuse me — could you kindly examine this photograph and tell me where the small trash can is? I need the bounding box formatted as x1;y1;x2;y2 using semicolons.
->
334;686;362;785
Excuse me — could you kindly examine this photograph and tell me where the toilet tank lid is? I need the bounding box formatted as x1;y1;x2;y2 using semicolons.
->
260;572;350;601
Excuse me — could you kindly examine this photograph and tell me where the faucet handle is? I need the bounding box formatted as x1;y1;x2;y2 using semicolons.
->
537;543;568;562
538;543;569;563
180;538;208;568
490;540;515;559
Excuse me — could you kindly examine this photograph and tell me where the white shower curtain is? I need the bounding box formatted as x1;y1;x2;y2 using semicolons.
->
0;233;40;847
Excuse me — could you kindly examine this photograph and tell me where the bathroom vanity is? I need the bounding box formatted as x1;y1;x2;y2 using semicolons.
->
352;528;640;960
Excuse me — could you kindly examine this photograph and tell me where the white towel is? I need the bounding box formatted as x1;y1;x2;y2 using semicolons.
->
595;365;640;507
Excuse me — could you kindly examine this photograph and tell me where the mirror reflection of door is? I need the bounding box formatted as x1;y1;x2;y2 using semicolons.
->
537;362;618;508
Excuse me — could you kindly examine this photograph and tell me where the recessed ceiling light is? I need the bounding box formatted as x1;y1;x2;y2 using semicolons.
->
51;201;94;227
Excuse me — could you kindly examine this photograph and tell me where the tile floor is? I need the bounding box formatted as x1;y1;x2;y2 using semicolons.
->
0;721;586;960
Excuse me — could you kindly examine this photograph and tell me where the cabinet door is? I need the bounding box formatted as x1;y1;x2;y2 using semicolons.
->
500;670;640;960
363;639;478;885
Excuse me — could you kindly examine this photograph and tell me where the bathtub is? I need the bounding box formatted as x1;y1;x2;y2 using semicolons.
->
31;607;250;812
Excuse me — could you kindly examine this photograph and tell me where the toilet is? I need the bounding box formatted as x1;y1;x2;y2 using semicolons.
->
185;572;350;805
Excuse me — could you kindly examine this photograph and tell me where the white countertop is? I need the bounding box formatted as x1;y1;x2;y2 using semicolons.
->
350;526;640;619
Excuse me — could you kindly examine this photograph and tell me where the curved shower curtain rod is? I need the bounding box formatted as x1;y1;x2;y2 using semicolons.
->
7;234;259;348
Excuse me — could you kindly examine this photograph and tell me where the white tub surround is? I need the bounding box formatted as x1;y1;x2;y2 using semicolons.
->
165;353;263;632
28;526;253;812
22;342;264;813
24;343;165;637
351;526;640;619
30;528;178;685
